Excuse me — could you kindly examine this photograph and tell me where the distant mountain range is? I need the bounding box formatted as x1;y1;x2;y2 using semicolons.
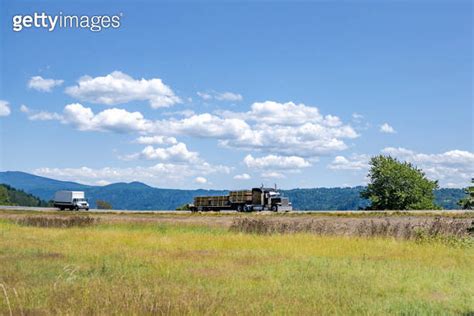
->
0;171;466;210
0;171;227;210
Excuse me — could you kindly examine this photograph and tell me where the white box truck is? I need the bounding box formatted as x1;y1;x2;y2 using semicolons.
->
53;191;89;211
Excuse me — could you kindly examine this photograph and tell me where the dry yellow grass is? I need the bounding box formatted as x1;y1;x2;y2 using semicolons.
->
0;218;473;315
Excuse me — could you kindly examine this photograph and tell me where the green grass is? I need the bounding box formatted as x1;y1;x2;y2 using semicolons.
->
0;219;473;315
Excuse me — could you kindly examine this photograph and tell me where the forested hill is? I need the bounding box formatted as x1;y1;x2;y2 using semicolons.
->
282;187;466;210
0;184;51;207
282;187;370;210
0;171;467;210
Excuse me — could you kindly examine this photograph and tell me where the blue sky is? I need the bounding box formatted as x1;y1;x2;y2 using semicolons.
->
0;0;472;189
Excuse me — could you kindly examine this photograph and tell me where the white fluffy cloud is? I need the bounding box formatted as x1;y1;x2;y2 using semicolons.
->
0;100;11;116
62;103;152;133
221;123;356;157
125;143;200;163
328;154;370;170
244;154;311;170
197;91;242;102
20;105;62;121
65;71;181;108
20;105;29;113
380;123;396;134
246;101;326;125
29;111;63;121
28;76;64;92
154;113;250;139
29;103;249;139
219;101;358;156
261;171;285;179
194;176;207;184
215;92;243;101
135;136;178;145
163;110;195;118
233;173;251;180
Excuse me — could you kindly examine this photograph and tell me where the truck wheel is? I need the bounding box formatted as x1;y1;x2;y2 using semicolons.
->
74;206;79;211
59;207;65;211
271;205;278;212
85;208;89;211
236;205;243;212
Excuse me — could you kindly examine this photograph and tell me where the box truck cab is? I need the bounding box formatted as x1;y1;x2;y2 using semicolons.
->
53;191;89;211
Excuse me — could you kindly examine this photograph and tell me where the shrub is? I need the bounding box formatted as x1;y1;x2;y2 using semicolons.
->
16;216;98;228
229;218;335;235
354;217;471;239
230;217;473;247
96;200;112;210
176;204;190;210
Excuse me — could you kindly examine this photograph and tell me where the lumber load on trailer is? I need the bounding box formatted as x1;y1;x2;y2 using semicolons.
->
229;190;252;204
194;195;229;207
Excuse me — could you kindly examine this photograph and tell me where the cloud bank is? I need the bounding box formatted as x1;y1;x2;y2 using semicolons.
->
329;147;474;187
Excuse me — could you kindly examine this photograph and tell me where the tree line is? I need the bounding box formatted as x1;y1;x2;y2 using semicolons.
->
0;184;52;207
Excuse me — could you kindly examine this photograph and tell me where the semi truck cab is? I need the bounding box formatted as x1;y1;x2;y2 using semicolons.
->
256;188;292;212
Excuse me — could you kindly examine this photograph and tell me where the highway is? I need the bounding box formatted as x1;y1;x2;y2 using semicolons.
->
0;205;189;214
0;205;471;214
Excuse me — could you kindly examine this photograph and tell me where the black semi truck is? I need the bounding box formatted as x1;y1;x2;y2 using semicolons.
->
189;187;292;212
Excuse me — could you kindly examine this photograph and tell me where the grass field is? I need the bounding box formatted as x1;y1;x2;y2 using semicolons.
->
0;213;473;315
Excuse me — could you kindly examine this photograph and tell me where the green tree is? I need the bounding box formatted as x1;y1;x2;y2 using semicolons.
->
0;186;11;205
457;178;474;210
361;155;440;210
96;200;112;210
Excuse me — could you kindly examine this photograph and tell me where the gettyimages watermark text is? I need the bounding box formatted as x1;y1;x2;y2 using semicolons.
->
12;12;122;32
